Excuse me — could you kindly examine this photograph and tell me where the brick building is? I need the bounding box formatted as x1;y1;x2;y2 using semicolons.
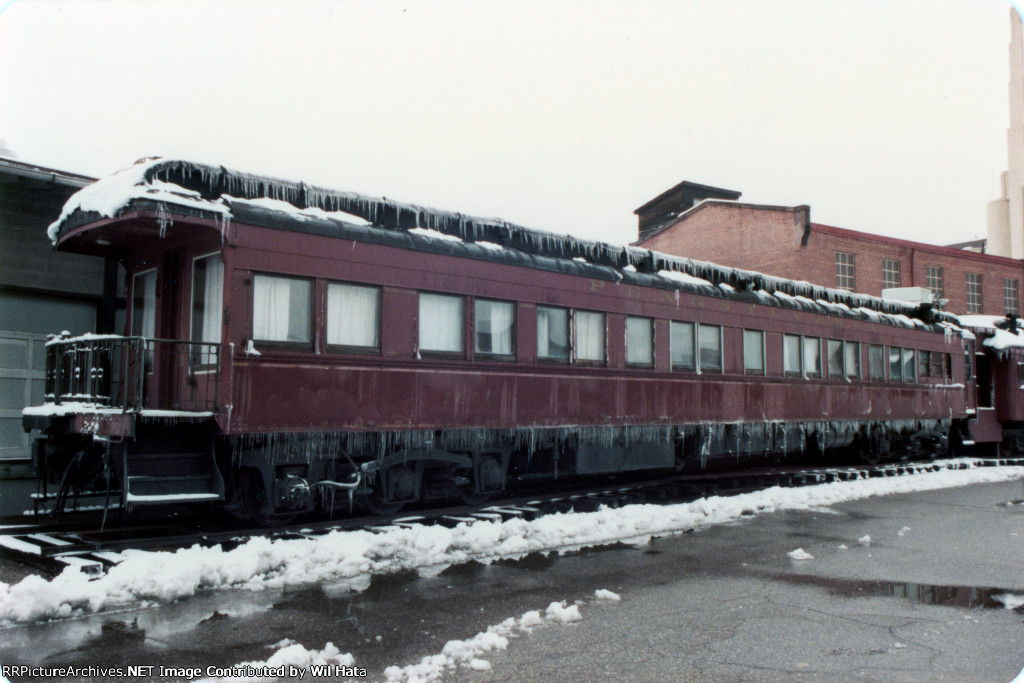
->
634;181;1024;317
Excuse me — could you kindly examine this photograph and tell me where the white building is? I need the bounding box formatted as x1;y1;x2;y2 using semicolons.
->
989;8;1024;258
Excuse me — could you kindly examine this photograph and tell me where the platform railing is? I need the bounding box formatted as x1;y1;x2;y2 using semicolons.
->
45;335;220;412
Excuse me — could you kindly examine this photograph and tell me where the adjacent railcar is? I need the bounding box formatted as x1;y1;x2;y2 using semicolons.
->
958;315;1024;453
24;159;972;522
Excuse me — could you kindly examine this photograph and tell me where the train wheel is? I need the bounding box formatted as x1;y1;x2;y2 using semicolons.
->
457;487;491;506
361;485;404;516
456;456;503;505
858;438;881;466
241;470;296;527
360;466;414;516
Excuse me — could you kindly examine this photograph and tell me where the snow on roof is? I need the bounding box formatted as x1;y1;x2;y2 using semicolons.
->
49;158;954;331
957;315;1024;353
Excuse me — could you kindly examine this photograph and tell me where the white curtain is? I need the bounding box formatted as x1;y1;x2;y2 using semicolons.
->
133;270;156;339
537;307;568;359
743;330;763;373
419;293;463;352
197;255;223;344
626;317;652;365
328;283;379;348
698;324;721;370
476;300;514;355
254;275;293;342
845;342;860;378
803;336;820;375
671;321;694;369
784;334;801;373
574;310;605;361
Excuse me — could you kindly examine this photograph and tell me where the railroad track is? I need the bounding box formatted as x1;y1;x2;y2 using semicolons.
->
2;456;1021;576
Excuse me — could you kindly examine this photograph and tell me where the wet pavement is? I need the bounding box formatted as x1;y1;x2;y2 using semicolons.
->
1;478;1022;682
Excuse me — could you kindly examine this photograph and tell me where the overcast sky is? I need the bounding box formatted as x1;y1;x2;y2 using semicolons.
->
0;0;1018;248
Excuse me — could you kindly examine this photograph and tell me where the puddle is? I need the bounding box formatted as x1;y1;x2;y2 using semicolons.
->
773;573;1024;610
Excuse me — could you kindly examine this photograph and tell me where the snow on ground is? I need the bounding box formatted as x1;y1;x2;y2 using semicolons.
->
383;600;586;682
196;640;355;683
0;460;1021;626
787;548;814;561
196;596;600;683
594;589;621;601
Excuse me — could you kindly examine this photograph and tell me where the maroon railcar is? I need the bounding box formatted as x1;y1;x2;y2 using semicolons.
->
957;316;1024;452
24;159;971;522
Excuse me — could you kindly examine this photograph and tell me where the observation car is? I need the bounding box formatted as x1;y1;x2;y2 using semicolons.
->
24;159;974;523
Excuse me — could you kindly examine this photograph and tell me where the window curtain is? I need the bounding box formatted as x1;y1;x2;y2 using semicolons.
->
803;337;820;375
328;283;379;348
133;270;156;339
626;317;652;364
671;321;694;369
743;330;763;373
420;293;463;352
784;335;801;373
254;275;293;342
197;256;223;344
476;300;514;355
575;311;605;361
699;325;721;370
537;307;568;359
845;342;860;378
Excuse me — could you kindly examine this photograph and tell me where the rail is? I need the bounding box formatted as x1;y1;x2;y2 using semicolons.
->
44;335;220;412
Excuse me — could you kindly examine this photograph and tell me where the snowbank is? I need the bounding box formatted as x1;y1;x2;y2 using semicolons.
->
0;461;1020;625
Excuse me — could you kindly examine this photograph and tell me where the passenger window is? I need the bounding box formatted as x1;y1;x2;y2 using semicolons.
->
845;341;860;379
918;350;930;378
574;310;606;363
671;321;695;370
783;334;802;375
868;344;885;380
474;299;515;359
419;292;464;355
537;306;569;361
626;316;654;366
889;346;903;382
327;282;380;353
903;348;916;382
253;274;312;345
803;337;821;377
827;339;843;378
698;325;722;372
743;330;764;375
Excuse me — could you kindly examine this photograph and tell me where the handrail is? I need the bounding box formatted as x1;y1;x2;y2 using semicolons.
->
45;335;220;412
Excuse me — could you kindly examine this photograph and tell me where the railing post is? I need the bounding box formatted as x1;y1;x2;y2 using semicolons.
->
51;344;62;406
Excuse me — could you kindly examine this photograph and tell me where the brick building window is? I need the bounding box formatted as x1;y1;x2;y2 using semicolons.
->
966;273;983;314
1005;278;1020;315
925;266;944;300
835;252;855;291
881;259;900;290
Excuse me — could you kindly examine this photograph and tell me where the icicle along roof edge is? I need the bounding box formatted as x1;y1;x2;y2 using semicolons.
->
50;157;954;328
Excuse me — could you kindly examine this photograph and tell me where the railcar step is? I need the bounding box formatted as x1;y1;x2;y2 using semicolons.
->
128;452;207;460
0;535;47;555
26;533;74;547
124;493;222;505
